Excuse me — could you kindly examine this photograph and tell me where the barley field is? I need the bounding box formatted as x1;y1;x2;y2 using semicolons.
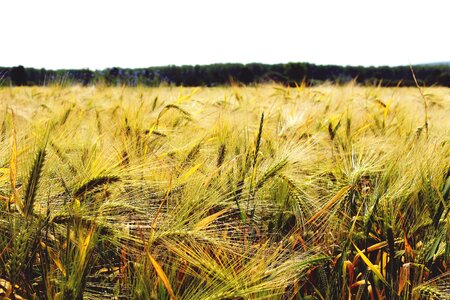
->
0;83;449;299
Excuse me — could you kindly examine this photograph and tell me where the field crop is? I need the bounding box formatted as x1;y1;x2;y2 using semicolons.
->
0;83;449;299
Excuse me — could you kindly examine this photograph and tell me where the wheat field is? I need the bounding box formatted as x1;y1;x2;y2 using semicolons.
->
0;83;449;299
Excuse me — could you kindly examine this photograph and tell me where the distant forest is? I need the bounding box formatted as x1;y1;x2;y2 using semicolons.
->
1;63;450;87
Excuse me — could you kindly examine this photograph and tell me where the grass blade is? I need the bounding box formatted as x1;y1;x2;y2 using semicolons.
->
306;185;353;225
353;242;390;288
147;252;176;300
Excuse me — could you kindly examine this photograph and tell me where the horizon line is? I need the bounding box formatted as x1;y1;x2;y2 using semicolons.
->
1;61;449;71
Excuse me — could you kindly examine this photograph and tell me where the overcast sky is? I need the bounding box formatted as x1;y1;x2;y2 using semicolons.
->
2;0;449;70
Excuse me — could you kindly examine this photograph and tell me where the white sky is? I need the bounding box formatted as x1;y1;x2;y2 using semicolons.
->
2;0;449;70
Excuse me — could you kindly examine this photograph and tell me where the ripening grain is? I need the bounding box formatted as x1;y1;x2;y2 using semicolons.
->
0;84;449;299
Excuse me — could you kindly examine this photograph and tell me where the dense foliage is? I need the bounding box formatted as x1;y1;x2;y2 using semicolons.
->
1;62;450;87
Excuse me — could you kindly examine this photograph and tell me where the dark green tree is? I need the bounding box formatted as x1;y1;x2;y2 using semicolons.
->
238;66;254;84
10;65;28;86
284;62;307;84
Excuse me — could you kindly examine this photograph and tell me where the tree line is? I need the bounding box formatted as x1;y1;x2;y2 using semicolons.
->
1;62;450;87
